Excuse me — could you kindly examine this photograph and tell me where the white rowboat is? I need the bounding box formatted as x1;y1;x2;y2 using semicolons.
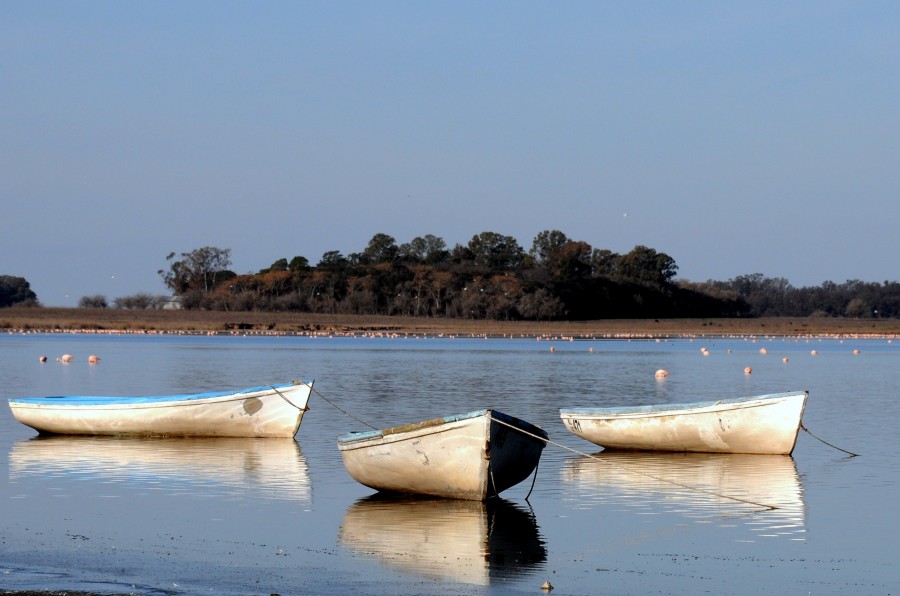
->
560;391;808;455
338;409;548;501
7;380;313;438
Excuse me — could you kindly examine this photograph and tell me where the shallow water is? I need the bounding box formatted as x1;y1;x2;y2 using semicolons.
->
1;332;898;594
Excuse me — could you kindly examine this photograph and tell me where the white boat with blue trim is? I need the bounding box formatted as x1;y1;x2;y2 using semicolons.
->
560;391;808;455
338;409;548;501
7;380;313;438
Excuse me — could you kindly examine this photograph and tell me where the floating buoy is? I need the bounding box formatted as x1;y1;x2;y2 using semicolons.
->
88;355;101;364
655;369;669;378
744;367;752;375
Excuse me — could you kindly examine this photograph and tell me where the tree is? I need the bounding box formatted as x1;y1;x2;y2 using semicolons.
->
530;230;570;265
467;231;525;272
158;246;233;295
361;233;400;264
79;294;108;308
317;251;349;271
114;293;167;309
0;275;38;307
399;234;449;264
845;297;869;318
590;249;621;277
288;256;310;272
261;258;289;273
617;245;678;286
531;230;592;280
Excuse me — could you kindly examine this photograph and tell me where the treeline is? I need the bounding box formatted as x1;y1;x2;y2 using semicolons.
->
695;274;900;319
150;232;898;320
4;230;897;320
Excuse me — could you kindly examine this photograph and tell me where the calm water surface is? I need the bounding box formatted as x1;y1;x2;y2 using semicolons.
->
1;332;898;595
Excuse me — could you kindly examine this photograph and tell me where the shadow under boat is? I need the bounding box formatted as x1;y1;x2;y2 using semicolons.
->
561;451;806;540
339;493;546;585
9;434;311;503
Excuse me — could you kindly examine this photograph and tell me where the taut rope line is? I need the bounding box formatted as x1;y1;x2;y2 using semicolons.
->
490;414;781;511
303;382;379;430
298;384;807;509
800;422;860;457
270;384;310;411
524;458;540;501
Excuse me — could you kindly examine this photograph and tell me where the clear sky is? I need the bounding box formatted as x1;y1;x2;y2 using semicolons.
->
3;2;899;307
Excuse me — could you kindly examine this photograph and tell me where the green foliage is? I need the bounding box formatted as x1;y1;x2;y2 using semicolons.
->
158;246;234;295
467;232;525;272
361;233;400;264
149;234;740;318
86;231;900;320
0;275;38;307
317;251;349;271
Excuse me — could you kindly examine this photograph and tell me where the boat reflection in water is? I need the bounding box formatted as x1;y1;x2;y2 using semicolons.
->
562;451;805;541
9;435;311;503
339;494;546;585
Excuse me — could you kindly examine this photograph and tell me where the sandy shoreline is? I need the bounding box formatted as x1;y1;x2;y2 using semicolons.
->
2;307;900;338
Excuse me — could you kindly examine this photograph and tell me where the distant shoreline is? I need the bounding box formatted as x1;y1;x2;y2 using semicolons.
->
2;307;899;339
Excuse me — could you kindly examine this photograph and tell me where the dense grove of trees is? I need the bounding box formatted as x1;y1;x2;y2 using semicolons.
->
4;231;898;320
144;232;900;320
694;274;900;319
0;275;38;308
149;234;725;320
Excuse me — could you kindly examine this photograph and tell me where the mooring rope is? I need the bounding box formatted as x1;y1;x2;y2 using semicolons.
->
490;414;781;510
295;386;818;508
524;457;540;501
304;382;379;430
800;422;860;457
270;384;310;412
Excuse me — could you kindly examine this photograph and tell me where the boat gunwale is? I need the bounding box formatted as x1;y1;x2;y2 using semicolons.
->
8;380;313;409
559;391;807;420
338;409;491;446
337;408;548;447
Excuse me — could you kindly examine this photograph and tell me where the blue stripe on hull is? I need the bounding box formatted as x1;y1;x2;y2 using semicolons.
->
9;382;300;406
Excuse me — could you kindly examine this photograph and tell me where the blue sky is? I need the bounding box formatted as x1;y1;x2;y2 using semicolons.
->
3;2;899;306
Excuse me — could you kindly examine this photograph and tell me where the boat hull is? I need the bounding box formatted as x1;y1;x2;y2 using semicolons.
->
560;391;808;455
337;409;548;500
7;381;313;438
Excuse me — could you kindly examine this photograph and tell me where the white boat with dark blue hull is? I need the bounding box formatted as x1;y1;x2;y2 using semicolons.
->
338;409;548;501
560;391;808;455
7;380;313;438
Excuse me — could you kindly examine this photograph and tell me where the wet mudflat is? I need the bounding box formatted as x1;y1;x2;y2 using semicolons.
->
1;333;898;595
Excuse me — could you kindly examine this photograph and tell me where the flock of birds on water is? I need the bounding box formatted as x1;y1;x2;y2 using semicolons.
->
35;333;869;383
